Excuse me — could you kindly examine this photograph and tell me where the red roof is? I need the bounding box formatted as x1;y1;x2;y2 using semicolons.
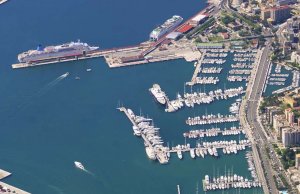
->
177;24;194;33
221;32;229;39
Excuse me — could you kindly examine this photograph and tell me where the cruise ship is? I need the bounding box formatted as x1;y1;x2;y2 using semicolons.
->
150;15;183;41
18;40;99;63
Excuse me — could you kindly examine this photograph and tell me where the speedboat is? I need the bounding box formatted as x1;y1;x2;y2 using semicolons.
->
62;72;69;78
74;161;85;170
86;68;92;72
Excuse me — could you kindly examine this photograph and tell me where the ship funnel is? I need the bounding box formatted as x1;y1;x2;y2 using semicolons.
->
37;44;44;51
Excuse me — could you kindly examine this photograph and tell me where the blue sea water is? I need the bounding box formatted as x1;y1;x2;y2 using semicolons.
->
0;0;265;193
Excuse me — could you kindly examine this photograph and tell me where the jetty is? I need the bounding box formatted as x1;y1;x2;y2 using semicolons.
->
186;114;238;126
119;106;253;163
118;107;169;164
272;70;300;94
202;174;261;192
187;51;206;86
158;86;245;113
0;169;30;194
183;126;245;138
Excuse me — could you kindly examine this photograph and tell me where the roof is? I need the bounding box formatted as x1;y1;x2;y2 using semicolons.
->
177;24;194;33
296;154;300;158
191;14;208;22
265;5;290;11
196;43;223;47
166;32;182;39
221;32;229;39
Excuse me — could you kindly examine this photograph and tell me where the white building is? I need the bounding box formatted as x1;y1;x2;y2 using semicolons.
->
291;51;300;64
231;0;243;8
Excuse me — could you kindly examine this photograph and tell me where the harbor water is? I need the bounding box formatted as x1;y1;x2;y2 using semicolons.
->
0;0;272;193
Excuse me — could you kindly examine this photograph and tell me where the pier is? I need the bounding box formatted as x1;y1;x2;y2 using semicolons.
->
119;107;252;163
0;169;30;194
152;84;245;113
187;51;206;86
202;174;261;192
118;107;169;164
186;114;239;126
272;70;300;94
183;126;245;138
118;107;153;148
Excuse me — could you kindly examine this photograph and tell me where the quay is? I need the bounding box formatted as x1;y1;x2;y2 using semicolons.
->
12;44;146;69
0;169;30;194
11;2;212;70
12;38;201;69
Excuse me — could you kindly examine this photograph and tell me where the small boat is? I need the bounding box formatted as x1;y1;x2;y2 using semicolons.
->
86;68;92;72
75;76;80;80
74;161;85;170
62;72;69;78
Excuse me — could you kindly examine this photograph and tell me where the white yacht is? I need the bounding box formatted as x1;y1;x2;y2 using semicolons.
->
177;150;183;159
149;84;167;105
190;148;195;159
145;146;156;160
62;72;69;78
74;161;85;170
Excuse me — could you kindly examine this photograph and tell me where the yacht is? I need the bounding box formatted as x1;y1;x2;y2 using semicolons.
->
74;161;85;170
177;150;183;159
145;146;156;160
62;72;69;78
190;148;195;159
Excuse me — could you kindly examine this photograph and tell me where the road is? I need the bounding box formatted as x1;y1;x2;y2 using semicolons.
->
245;42;279;194
246;42;297;193
219;0;278;192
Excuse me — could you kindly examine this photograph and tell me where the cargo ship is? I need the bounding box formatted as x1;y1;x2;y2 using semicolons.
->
149;15;183;41
18;40;99;63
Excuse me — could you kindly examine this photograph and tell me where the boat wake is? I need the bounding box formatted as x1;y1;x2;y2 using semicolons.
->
83;169;96;177
48;184;66;194
35;72;69;97
4;72;69;123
